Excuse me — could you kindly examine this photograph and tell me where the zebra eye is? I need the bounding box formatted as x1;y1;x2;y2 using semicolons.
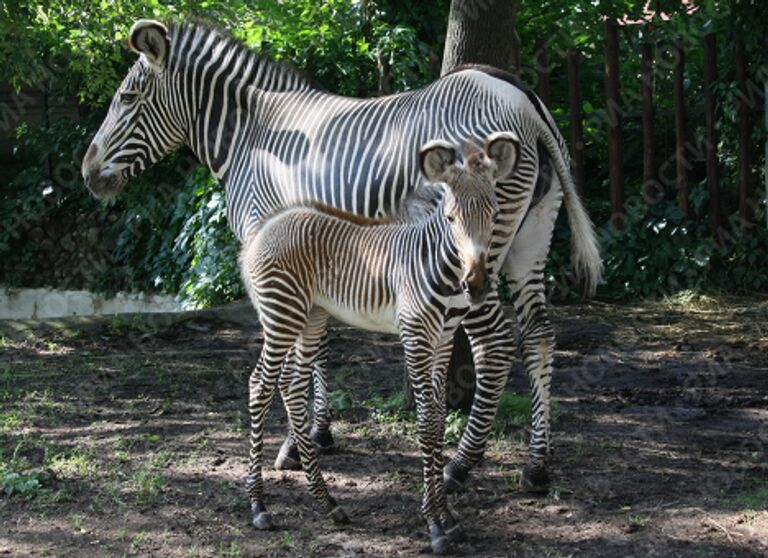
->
120;91;139;105
446;214;456;224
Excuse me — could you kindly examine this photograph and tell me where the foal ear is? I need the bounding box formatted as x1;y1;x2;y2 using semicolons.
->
419;140;458;183
128;19;169;71
484;131;521;179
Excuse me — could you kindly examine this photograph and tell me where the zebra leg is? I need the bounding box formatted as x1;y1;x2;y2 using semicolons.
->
278;308;348;523
246;343;296;530
309;330;334;449
403;338;449;555
502;176;562;494
430;337;463;541
274;347;302;470
444;295;516;493
274;332;332;471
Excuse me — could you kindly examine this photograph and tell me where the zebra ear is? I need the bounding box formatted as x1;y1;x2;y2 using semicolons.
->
419;140;458;183
129;19;169;71
484;131;521;179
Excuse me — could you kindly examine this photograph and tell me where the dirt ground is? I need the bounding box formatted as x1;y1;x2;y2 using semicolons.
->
0;295;766;557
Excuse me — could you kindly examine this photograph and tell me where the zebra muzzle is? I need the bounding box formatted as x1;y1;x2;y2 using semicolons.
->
461;266;491;305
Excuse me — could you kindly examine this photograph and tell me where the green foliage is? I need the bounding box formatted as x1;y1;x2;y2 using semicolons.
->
0;471;42;499
547;187;768;300
444;409;468;446
329;389;354;414
1;0;766;304
494;392;533;434
0;0;436;306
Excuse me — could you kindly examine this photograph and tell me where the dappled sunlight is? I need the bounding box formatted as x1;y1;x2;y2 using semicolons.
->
1;302;767;556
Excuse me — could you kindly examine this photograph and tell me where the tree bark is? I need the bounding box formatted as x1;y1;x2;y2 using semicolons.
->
431;0;518;412
440;0;519;76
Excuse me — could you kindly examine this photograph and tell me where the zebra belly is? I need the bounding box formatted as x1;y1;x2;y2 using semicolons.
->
316;296;399;335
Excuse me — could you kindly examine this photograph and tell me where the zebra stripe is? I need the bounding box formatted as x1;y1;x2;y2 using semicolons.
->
82;19;602;495
240;142;511;550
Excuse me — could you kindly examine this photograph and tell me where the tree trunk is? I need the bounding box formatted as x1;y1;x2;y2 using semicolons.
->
440;0;518;76
433;0;518;412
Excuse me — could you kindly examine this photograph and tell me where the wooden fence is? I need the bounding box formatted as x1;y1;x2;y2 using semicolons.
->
533;18;766;237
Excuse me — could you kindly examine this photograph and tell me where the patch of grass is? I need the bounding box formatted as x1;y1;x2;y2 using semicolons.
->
219;541;243;558
277;531;293;548
0;471;42;498
729;483;768;511
494;393;532;433
364;392;413;423
130;531;147;551
129;470;165;504
444;410;468;446
48;447;93;478
493;392;561;434
0;367;18;398
149;450;172;468
329;389;354;413
71;513;85;533
0;410;21;432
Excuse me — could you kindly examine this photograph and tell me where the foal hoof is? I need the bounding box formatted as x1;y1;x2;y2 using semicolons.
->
443;512;465;542
310;427;335;452
274;437;301;470
519;463;551;494
251;502;273;530
328;504;350;525
429;523;450;555
443;460;470;494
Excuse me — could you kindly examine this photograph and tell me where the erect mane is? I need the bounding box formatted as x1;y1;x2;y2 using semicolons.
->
307;202;396;226
165;18;318;92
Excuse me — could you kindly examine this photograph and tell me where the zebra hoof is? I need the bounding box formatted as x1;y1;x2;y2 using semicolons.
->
328;504;350;525
310;427;335;452
519;463;551;494
443;512;465;542
274;437;301;470
429;523;450;555
443;460;469;494
251;501;273;530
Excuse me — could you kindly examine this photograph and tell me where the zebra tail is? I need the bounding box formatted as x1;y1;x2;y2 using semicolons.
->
536;115;603;298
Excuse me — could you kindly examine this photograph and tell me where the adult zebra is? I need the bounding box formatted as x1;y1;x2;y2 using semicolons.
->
82;19;602;493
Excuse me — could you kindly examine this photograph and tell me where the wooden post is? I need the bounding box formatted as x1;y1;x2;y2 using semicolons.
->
735;40;751;230
703;33;722;241
567;48;585;198
674;38;690;216
605;18;624;228
641;24;657;202
535;38;551;107
764;69;768;230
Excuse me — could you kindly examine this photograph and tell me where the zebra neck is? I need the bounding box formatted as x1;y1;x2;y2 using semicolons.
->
412;212;463;296
169;22;312;182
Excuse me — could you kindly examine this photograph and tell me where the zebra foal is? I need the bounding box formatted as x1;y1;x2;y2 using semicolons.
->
240;135;518;553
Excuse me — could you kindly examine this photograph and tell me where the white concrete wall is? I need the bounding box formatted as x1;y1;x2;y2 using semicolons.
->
0;288;182;320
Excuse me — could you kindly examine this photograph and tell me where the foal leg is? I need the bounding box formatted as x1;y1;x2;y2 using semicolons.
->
444;295;516;492
246;341;299;530
246;275;310;529
429;337;462;539
309;330;335;449
403;337;449;555
274;332;333;470
279;309;348;523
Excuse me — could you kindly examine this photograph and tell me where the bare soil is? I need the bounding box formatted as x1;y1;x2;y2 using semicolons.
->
0;296;766;557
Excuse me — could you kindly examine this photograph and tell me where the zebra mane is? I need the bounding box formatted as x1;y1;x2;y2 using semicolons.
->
395;183;445;222
245;184;445;235
166;18;318;92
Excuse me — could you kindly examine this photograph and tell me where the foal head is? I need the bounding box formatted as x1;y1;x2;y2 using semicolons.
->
419;132;520;304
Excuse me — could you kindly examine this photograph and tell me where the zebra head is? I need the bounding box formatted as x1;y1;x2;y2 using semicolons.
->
82;20;185;199
419;132;520;304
